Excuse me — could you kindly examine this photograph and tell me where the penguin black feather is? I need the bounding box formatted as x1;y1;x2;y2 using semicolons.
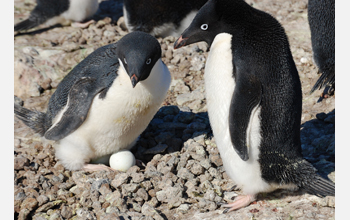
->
308;0;335;94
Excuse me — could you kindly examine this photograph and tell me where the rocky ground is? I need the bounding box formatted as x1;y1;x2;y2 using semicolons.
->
14;0;335;219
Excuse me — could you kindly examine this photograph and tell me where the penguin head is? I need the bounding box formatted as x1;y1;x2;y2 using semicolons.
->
174;0;225;49
117;31;162;88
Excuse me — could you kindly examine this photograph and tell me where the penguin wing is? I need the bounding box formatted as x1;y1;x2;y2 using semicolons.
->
44;77;106;141
15;0;69;31
229;75;262;161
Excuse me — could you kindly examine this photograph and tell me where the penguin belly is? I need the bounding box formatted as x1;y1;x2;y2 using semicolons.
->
55;60;171;170
47;0;98;26
204;33;270;195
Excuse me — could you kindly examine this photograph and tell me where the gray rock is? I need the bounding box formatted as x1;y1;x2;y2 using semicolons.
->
111;173;129;188
177;168;195;180
141;203;163;220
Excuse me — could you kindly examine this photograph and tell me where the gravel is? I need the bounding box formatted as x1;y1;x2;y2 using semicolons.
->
14;0;335;219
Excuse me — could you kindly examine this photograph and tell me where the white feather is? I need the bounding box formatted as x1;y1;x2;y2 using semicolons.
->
46;0;98;26
205;33;271;195
55;59;171;170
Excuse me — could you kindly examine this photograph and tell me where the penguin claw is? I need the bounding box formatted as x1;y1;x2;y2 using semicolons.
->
219;194;256;213
82;163;115;172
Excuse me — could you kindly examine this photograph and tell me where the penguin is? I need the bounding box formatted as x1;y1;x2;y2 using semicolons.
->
123;0;208;38
14;31;171;171
14;0;99;32
308;0;335;100
174;0;335;212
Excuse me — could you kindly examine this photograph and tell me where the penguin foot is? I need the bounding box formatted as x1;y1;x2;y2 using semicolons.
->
71;20;95;28
82;163;114;172
220;194;256;213
317;85;335;103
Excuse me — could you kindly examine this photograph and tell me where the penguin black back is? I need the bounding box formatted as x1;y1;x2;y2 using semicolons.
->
308;0;335;93
123;0;208;35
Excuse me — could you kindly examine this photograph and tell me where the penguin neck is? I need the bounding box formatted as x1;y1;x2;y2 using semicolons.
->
140;59;171;96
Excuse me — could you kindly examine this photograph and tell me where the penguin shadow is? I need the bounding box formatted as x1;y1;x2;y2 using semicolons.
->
130;105;212;166
299;109;335;178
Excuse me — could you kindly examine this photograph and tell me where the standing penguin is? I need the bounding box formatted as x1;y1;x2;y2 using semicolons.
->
14;0;99;32
123;0;208;37
308;0;335;100
14;31;171;171
174;0;335;212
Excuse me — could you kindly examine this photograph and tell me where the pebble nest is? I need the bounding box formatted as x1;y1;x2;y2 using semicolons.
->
14;0;335;219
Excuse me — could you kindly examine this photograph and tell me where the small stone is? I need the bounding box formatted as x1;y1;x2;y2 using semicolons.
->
210;154;223;167
223;191;238;203
131;172;145;183
111;173;129;188
14;157;29;170
21;197;38;211
155;132;174;143
136;188;149;201
177;167;195;180
60;205;73;219
37;195;49;206
141;203;163;220
175;111;195;124
177;204;190;213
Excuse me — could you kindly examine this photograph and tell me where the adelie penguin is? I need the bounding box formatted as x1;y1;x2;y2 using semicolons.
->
14;31;171;171
14;0;99;32
174;0;335;212
123;0;208;37
308;0;335;101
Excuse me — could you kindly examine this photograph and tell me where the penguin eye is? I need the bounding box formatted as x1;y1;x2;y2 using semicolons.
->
124;58;127;64
146;58;152;65
201;24;208;30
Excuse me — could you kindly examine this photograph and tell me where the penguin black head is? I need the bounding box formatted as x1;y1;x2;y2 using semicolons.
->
117;31;162;87
174;0;224;48
174;0;249;49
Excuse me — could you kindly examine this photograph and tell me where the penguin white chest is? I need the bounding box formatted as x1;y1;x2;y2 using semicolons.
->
204;33;269;195
60;60;171;159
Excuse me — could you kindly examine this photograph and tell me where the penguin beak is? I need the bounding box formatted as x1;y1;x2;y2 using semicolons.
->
130;74;139;88
174;35;189;49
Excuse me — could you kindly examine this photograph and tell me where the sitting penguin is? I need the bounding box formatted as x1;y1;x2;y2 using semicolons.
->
15;31;171;171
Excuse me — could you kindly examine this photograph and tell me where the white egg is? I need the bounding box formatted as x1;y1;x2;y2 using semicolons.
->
109;150;136;171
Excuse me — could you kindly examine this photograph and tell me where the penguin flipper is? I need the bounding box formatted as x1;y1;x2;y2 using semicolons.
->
229;75;262;161
44;77;104;141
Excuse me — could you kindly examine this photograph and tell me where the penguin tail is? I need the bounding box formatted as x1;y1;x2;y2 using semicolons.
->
302;174;335;197
310;68;335;94
14;104;46;136
14;18;40;32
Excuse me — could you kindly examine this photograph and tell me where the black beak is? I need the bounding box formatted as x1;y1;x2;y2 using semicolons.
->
131;74;138;88
174;35;189;49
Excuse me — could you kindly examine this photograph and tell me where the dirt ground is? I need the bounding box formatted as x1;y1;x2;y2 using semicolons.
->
13;0;336;219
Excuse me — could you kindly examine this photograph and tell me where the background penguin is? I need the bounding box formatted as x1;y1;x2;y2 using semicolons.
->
14;0;99;32
14;31;171;171
308;0;335;101
174;0;335;212
123;0;208;38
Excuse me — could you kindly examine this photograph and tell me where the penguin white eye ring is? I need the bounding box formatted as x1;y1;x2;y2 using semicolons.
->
201;24;208;30
146;58;152;64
